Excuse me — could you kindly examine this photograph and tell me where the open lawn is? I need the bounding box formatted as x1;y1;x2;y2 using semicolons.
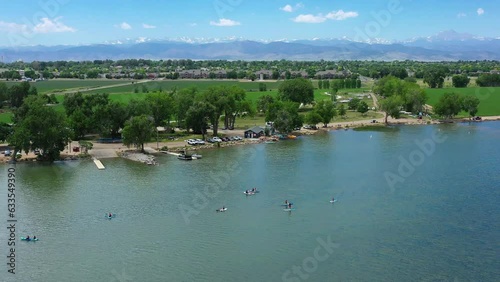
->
84;80;283;94
426;87;500;116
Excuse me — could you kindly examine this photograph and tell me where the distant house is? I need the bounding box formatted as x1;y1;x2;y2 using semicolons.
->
315;70;350;79
180;69;208;79
244;126;264;138
255;70;273;80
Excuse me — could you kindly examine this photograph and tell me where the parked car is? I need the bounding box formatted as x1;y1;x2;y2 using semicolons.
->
186;139;197;145
195;139;205;145
4;150;11;156
34;149;40;155
212;137;222;142
234;136;242;141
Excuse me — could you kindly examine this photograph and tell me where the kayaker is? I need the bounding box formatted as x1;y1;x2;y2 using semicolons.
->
33;236;37;240
26;235;30;240
109;213;112;217
288;203;292;208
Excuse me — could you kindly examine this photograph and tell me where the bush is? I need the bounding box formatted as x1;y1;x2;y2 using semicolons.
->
160;146;169;151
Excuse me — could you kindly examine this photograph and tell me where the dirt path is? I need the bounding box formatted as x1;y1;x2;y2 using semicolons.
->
53;79;152;95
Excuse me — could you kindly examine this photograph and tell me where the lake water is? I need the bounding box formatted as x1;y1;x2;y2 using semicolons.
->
1;122;499;282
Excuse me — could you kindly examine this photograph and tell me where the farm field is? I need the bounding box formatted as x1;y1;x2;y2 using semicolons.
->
3;79;134;94
425;87;500;116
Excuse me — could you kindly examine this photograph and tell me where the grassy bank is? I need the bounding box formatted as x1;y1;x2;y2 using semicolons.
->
426;87;500;116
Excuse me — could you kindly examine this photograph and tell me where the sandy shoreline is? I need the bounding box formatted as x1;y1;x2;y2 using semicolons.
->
2;115;499;164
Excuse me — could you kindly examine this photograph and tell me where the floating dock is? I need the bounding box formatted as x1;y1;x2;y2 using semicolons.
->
93;158;105;170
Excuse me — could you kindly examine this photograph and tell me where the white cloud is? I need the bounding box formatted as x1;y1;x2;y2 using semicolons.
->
326;10;358;20
457;12;466;18
293;14;326;23
0;21;29;33
33;17;76;33
136;37;148;43
209;18;241;27
117;22;132;30
293;10;358;23
477;8;484;16
142;23;156;29
280;3;303;13
189;23;198;27
281;5;293;12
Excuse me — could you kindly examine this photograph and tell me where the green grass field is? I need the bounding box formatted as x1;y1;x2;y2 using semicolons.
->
83;80;283;95
4;79;134;94
426;87;500;116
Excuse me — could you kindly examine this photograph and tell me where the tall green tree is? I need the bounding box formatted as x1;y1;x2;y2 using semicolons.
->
304;111;322;126
185;101;215;139
357;101;369;116
314;100;336;127
278;78;314;105
461;95;480;118
145;92;174;126
379;95;403;124
173;87;197;128
0;82;8;103
9;96;70;161
434;92;463;120
122;115;154;153
257;95;275;114
452;74;470;88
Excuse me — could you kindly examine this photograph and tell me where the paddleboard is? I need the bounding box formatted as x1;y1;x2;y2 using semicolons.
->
281;203;293;206
20;237;39;241
283;208;295;212
329;200;337;203
216;208;228;212
243;192;255;195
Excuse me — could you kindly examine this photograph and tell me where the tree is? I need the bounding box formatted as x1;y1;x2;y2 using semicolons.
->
461;95;480;118
278;78;314;105
423;70;445;88
266;101;302;133
357;101;369;115
476;73;500;87
305;111;322;126
373;75;404;97
0;122;12;141
0;82;8;103
338;104;347;118
379;95;403;124
347;98;360;110
145;92;174;126
122;115;154;153
258;82;267;92
9;82;31;108
401;85;427;114
173;87;196;128
452;74;470;88
314;100;336;127
433;92;463;120
8;96;70;161
185;101;215;139
257;95;274;114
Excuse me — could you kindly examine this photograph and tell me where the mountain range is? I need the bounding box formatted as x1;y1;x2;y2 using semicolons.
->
1;30;499;62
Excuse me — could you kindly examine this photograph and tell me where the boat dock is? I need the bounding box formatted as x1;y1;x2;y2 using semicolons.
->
93;158;105;170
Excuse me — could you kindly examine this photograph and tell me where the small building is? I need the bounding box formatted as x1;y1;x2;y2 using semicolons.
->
244;126;265;138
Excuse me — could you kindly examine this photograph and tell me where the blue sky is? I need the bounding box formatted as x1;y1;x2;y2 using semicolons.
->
0;0;498;46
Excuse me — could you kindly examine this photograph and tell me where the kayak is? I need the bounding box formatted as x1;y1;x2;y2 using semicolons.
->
21;237;39;241
106;214;116;219
216;208;228;212
283;208;295;212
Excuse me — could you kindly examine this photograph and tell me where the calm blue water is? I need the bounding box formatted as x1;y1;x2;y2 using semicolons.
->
1;122;499;282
